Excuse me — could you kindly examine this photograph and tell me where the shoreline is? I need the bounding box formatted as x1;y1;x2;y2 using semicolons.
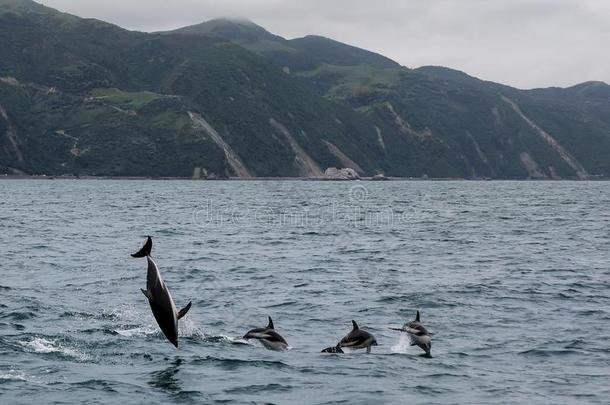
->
1;174;609;181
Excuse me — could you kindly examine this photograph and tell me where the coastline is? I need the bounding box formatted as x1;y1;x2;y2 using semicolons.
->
0;174;608;181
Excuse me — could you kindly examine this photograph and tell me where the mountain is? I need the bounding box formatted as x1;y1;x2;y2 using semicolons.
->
1;1;609;178
173;20;610;179
169;20;400;71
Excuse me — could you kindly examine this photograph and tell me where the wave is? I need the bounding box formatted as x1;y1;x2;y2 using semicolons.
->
0;311;37;321
60;310;97;319
224;383;293;394
0;369;27;382
518;348;581;357
18;337;89;361
414;385;452;394
71;379;118;393
264;300;298;308
190;355;292;371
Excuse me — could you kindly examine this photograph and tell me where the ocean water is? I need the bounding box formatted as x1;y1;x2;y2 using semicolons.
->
0;179;609;404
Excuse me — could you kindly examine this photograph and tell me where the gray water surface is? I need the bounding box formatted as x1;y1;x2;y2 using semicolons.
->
1;180;609;404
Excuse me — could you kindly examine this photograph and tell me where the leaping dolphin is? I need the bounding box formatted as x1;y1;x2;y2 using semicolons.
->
338;320;378;353
243;316;289;351
390;310;432;357
321;344;344;353
131;236;191;348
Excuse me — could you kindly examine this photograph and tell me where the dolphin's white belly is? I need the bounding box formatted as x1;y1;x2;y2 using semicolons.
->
259;339;288;351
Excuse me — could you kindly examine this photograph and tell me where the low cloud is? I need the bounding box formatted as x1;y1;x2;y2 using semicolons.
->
41;0;610;88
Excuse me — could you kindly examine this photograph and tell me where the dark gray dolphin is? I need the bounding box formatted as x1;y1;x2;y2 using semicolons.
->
243;316;289;351
390;310;432;357
321;344;344;353
132;237;191;348
338;320;378;353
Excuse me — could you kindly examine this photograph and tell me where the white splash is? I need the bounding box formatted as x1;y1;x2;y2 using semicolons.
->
115;325;158;337
0;369;27;381
111;306;206;339
19;337;88;361
390;333;412;354
179;317;206;339
217;335;256;346
106;305;151;324
109;304;158;337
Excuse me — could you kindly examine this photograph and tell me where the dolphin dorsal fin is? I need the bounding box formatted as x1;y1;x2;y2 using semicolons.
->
352;320;359;330
131;236;152;258
415;310;420;322
267;316;274;329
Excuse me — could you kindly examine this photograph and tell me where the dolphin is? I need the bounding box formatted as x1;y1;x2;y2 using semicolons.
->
131;235;152;258
338;320;378;353
390;310;432;357
321;344;344;353
243;316;289;351
131;236;191;348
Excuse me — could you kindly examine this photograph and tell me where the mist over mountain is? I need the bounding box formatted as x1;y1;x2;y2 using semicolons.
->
1;0;609;178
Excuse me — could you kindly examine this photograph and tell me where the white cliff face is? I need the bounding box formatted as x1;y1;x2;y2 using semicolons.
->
269;118;324;177
0;104;24;164
322;140;364;175
188;111;252;178
501;96;589;179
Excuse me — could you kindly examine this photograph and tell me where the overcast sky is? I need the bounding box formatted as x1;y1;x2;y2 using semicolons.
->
40;0;610;89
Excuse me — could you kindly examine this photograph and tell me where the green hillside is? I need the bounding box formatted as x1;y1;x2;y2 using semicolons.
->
173;18;610;178
1;1;609;178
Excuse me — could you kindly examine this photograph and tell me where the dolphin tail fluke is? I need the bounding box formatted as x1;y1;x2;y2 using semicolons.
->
177;302;192;320
415;310;420;322
321;344;344;353
131;236;152;258
267;316;274;329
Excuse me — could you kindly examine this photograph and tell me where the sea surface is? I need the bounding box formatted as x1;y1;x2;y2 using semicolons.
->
0;179;609;404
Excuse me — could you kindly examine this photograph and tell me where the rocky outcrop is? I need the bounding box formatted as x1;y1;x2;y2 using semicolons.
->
371;173;389;181
324;167;360;180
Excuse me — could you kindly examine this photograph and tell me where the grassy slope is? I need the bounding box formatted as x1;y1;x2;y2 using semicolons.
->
1;3;609;178
173;18;610;178
0;1;389;176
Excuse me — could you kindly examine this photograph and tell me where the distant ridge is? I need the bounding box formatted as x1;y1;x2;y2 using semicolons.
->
167;18;282;42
